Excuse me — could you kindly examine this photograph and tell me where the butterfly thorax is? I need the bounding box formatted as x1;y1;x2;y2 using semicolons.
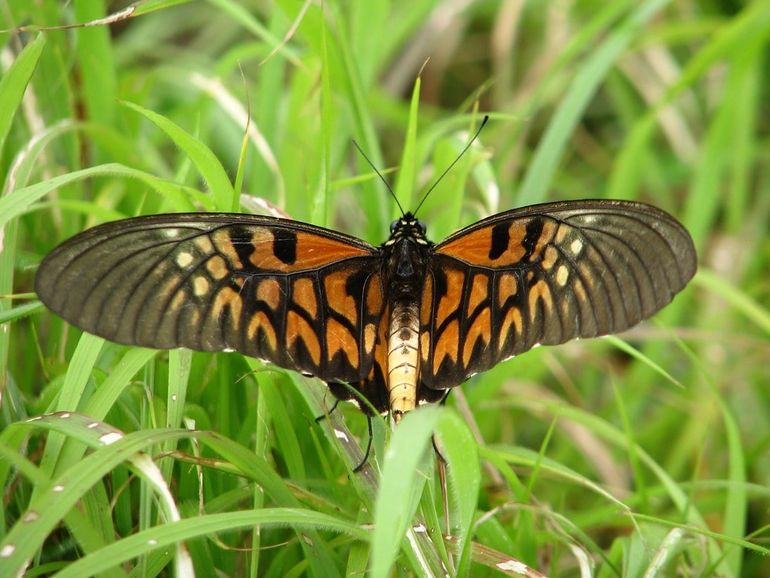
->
383;214;432;422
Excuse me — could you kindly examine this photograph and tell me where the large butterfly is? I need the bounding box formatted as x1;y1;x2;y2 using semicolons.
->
35;200;696;421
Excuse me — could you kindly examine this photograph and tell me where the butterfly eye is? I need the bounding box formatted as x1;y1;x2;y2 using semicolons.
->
417;220;427;234
390;219;400;234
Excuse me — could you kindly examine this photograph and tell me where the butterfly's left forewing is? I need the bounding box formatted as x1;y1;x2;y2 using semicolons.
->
419;200;697;389
35;213;388;393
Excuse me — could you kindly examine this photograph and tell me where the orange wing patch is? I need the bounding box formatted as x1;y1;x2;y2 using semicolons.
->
435;269;464;328
286;310;322;366
433;318;459;371
497;274;518;308
325;271;358;326
463;307;491;366
211;286;243;328
292;277;318;317
527;279;553;319
256;279;282;310
366;277;384;317
241;228;371;272
206;255;230;280
467;274;488;314
437;216;560;269
248;311;277;351
437;222;527;266
326;317;359;367
499;307;523;351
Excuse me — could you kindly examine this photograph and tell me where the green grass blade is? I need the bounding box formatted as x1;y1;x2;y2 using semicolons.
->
120;101;237;211
371;407;441;578
435;410;480;577
0;34;44;153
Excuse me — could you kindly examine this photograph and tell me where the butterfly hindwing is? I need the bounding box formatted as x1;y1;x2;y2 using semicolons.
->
420;200;697;388
35;213;387;388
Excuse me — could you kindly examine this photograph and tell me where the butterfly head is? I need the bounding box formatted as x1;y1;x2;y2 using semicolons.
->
387;213;430;247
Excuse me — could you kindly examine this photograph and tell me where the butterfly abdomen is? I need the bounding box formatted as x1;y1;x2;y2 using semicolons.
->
387;301;421;421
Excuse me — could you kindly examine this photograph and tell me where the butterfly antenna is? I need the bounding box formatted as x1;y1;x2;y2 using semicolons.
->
352;140;405;217
412;115;489;217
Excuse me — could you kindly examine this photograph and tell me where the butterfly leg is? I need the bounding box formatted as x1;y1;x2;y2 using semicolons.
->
315;393;372;473
314;399;340;423
352;416;374;472
431;434;447;464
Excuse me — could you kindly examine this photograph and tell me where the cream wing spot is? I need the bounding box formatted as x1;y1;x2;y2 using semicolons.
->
556;265;569;286
572;277;587;302
570;238;583;255
169;290;186;311
206;255;229;280
176;251;194;268
193;235;214;255
542;246;558;270
555;223;569;243
420;332;430;363
193;276;209;297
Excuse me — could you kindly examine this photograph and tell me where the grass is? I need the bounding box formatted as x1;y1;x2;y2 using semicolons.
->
2;0;770;576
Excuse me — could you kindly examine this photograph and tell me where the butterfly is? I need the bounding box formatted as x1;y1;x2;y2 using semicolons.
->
35;200;697;423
